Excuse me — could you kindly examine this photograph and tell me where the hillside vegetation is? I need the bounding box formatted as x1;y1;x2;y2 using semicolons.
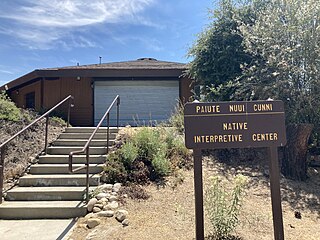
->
0;92;66;189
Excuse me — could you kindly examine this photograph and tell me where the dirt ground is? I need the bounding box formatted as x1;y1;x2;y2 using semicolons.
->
68;155;320;240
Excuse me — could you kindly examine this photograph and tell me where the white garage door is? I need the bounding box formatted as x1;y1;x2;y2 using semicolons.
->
94;80;179;126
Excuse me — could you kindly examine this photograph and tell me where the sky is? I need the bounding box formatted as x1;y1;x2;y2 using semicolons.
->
0;0;215;86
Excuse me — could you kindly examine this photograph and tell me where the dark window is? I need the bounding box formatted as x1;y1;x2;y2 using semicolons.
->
25;92;35;109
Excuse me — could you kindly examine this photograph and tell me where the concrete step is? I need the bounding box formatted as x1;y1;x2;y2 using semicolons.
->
52;139;114;146
19;174;100;187
58;132;117;140
0;201;86;219
38;155;106;164
65;127;119;133
5;186;96;201
47;146;107;155
29;164;104;174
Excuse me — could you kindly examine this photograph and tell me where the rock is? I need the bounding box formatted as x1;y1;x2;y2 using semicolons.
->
79;223;87;230
101;184;113;192
94;203;104;209
104;201;119;210
100;198;108;204
122;219;129;226
84;212;96;219
93;207;102;213
97;210;114;218
111;192;118;196
109;195;118;202
115;210;128;222
96;192;109;200
87;218;101;229
113;183;122;192
123;194;128;198
87;198;97;212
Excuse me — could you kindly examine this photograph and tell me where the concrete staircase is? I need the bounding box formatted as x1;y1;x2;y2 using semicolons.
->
0;127;118;219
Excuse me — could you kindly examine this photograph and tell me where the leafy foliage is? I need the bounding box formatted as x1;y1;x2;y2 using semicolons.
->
0;91;21;121
103;127;191;184
236;0;320;128
187;0;256;101
205;175;248;239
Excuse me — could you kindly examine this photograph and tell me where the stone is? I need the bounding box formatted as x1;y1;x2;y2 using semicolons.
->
97;210;114;218
84;212;96;219
104;201;119;210
113;183;122;192
96;199;104;204
115;210;128;222
87;218;101;229
93;207;102;213
87;198;97;212
122;219;129;226
109;195;118;202
96;192;109;200
101;184;113;191
111;192;118;196
94;204;104;209
100;198;108;205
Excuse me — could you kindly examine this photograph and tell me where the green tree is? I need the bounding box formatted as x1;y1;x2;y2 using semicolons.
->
187;0;263;101
237;0;320;180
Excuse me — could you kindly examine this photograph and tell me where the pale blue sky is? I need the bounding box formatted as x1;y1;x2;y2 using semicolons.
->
0;0;215;86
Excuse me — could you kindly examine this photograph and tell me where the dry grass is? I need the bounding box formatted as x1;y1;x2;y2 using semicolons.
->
68;156;320;240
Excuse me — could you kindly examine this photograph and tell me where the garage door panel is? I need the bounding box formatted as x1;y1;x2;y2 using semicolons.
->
94;80;179;126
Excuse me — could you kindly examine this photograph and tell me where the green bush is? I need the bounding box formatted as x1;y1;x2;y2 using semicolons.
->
205;175;248;239
103;153;128;183
102;126;190;184
120;141;139;168
0;91;21;121
133;127;161;160
152;151;170;177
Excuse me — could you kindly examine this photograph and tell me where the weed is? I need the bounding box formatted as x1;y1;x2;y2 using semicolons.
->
168;101;185;134
205;175;248;239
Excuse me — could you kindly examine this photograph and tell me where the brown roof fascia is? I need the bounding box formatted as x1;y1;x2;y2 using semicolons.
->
1;67;190;92
38;68;185;78
0;70;41;92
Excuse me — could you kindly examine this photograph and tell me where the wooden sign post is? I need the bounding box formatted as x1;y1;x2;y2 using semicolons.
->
184;100;287;240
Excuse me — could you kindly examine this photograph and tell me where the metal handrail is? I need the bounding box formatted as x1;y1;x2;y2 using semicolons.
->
0;95;74;204
69;95;120;202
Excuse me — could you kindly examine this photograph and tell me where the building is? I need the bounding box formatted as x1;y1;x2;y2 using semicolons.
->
0;58;193;126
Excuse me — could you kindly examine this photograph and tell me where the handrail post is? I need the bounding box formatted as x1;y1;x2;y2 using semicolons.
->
107;113;110;154
86;147;90;202
67;97;73;128
0;146;5;204
117;96;120;129
44;115;49;155
69;153;73;173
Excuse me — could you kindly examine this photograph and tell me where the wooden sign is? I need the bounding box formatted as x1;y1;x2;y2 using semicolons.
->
184;100;286;149
185;100;286;240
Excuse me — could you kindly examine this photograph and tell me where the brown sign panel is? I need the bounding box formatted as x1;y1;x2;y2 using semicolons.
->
184;100;287;149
